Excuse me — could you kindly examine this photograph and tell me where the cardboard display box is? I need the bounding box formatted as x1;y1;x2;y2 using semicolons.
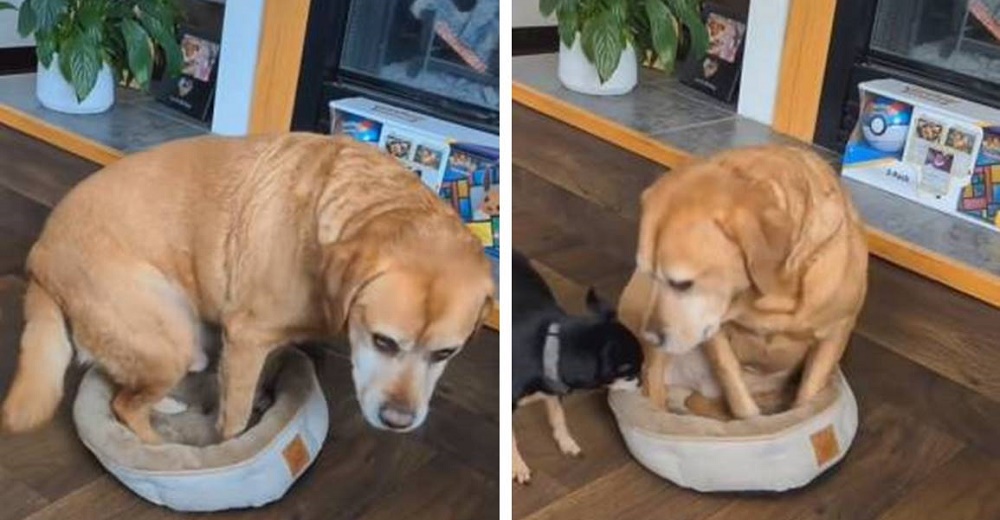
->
842;79;1000;232
329;97;501;288
329;97;498;193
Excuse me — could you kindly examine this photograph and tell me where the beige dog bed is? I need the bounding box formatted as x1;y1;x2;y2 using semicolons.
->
73;348;329;511
608;370;857;492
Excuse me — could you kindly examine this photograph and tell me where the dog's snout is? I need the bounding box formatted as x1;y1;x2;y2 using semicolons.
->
378;402;416;430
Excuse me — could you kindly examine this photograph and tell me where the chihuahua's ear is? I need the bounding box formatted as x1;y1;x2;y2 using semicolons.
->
585;288;616;320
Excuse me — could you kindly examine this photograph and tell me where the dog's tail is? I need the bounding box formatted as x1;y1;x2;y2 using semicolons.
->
2;280;73;433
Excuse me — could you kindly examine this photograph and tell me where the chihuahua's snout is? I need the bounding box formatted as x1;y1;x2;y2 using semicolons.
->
378;401;416;430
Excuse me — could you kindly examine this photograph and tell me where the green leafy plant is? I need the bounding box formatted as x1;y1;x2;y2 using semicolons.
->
2;0;183;101
540;0;708;83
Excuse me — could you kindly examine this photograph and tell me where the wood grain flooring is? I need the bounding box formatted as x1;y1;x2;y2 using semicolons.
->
512;104;1000;520
0;125;498;519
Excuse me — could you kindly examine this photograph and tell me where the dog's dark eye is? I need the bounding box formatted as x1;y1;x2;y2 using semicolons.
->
372;334;400;356
428;348;457;363
668;279;693;292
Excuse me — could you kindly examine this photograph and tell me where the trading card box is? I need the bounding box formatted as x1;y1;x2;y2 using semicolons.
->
843;79;1000;232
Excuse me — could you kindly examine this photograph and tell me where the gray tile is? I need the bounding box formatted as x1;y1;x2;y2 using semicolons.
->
514;54;733;135
845;178;1000;276
0;73;208;155
652;116;843;165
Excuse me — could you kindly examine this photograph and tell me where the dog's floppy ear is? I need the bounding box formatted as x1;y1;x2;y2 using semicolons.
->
468;296;493;340
323;239;386;333
718;201;797;311
636;179;669;273
585;288;616;320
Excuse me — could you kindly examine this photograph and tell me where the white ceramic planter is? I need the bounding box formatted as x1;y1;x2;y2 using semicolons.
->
36;54;115;114
558;35;637;96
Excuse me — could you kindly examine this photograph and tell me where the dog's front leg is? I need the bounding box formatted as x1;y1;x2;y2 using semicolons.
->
795;322;852;407
703;333;760;419
512;434;531;484
641;347;669;410
543;395;581;456
217;326;277;439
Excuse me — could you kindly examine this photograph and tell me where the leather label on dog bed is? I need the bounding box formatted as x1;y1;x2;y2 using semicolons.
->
283;435;310;478
810;425;840;467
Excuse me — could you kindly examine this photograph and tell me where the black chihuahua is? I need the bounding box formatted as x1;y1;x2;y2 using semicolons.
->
512;250;643;484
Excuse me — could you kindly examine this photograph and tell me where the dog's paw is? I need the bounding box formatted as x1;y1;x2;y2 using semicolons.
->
556;434;582;457
152;396;189;415
667;387;693;415
189;348;209;373
730;398;762;419
513;459;532;484
642;383;670;411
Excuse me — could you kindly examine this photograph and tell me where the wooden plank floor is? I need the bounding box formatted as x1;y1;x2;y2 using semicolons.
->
0;125;498;519
512;104;1000;520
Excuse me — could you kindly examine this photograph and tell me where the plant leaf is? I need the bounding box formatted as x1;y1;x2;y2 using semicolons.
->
539;0;560;17
34;29;56;68
667;0;708;60
120;18;153;89
582;9;625;83
31;0;66;33
16;0;36;37
137;10;181;77
60;29;102;101
557;1;577;47
645;0;677;70
0;2;16;11
76;0;106;28
609;1;627;25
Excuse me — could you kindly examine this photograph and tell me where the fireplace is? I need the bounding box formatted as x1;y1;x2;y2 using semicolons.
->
815;0;1000;152
291;0;499;135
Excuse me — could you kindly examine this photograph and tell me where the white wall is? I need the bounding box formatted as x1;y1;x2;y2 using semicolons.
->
513;0;554;28
737;0;791;125
0;0;32;48
212;0;263;135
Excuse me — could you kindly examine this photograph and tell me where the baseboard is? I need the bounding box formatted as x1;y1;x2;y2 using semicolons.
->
0;46;36;75
513;27;558;56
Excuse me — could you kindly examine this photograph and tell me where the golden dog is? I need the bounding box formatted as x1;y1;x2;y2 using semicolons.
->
1;134;493;442
621;145;868;419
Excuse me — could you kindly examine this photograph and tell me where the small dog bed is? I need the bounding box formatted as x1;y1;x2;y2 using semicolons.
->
608;370;857;492
72;348;329;512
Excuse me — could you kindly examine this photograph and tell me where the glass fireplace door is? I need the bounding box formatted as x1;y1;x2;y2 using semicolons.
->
871;0;1000;88
339;0;499;114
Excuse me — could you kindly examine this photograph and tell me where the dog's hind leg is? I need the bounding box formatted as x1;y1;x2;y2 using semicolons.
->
69;266;199;444
543;395;581;457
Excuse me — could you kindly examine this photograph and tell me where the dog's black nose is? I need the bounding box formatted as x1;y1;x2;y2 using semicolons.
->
378;403;416;430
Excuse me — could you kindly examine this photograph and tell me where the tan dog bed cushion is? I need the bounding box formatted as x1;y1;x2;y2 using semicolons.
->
608;370;857;492
73;349;329;512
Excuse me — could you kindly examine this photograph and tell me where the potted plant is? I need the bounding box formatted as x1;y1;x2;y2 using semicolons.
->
0;0;183;114
539;0;709;96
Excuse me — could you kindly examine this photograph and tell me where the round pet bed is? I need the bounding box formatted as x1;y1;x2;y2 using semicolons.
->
73;349;329;512
608;370;857;492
